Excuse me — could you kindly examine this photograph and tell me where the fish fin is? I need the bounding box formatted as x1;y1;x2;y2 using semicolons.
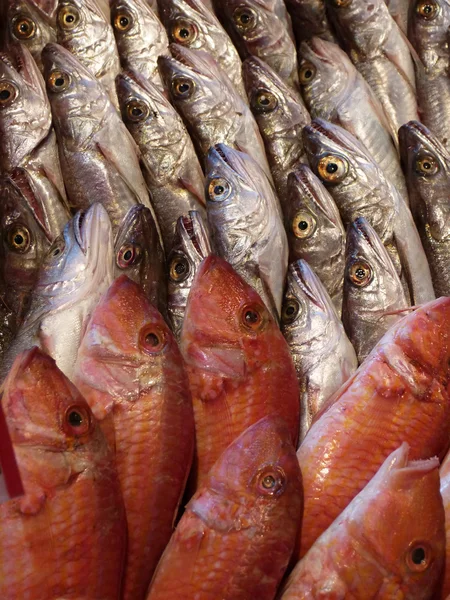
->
178;177;207;208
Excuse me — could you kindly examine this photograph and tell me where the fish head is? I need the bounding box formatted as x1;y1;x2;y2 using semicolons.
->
110;0;161;51
0;41;51;170
55;0;111;52
408;0;450;69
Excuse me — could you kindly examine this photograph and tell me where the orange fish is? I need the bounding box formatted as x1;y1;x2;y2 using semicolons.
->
297;297;450;559
280;444;445;599
181;255;299;491
73;275;195;600
435;451;450;599
146;416;303;600
0;347;126;599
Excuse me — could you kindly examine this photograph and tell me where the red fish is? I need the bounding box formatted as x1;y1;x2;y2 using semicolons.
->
0;347;126;599
74;275;195;600
435;451;450;598
181;255;299;491
146;416;303;600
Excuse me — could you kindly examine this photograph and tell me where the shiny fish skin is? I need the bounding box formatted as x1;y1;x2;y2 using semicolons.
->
295;296;450;559
280;444;445;599
298;36;410;204
158;44;273;181
399;120;450;298
385;0;409;33
281;260;357;443
157;0;247;99
180;255;300;491
0;203;115;382
110;0;170;92
284;165;345;314
167;211;212;341
74;276;195;600
116;69;207;254
55;0;121;108
437;451;450;599
205;144;287;319
280;0;336;44
146;416;303;600
0;347;127;600
242;56;310;202
342;217;409;364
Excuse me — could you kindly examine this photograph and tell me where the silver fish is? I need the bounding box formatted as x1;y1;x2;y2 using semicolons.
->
116;69;206;254
281;259;357;442
342;217;409;363
167;211;212;340
158;44;273;181
281;0;336;43
399;120;450;297
55;0;121;108
157;0;247;99
242;56;310;201
384;0;409;32
284;165;345;315
110;0;169;92
205;143;287;319
0;203;115;381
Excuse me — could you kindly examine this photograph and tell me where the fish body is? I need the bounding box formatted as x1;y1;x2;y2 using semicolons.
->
146;416;303;600
74;276;195;600
0;347;126;599
281;260;357;442
276;0;336;44
281;444;445;599
385;0;409;32
180;255;300;491
438;451;450;599
296;296;450;559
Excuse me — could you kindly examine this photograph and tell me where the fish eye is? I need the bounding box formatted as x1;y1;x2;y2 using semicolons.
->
317;155;348;183
416;0;439;20
233;6;258;32
117;243;141;268
292;211;316;239
125;99;150;122
348;260;372;287
11;15;36;39
47;70;71;93
171;77;195;99
407;543;431;572
47;237;65;259
171;19;198;45
207;177;232;202
139;324;166;354
299;62;317;85
0;81;19;108
256;467;286;496
58;4;81;30
415;154;439;176
113;9;133;31
281;299;300;324
63;404;91;437
169;254;190;282
6;224;31;253
240;303;267;332
251;89;278;113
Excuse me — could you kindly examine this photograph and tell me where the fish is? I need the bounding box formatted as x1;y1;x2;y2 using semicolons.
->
242;56;310;201
180;255;300;491
41;43;154;233
280;444;445;599
157;44;273;181
0;203;115;382
116;69;207;254
295;296;450;559
205;143;288;319
110;0;170;92
0;347;126;599
437;450;450;599
298;36;410;204
73;275;195;600
113;204;167;316
281;0;336;43
302;118;436;305
55;0;121;108
284;165;345;314
213;0;299;91
407;0;450;152
157;0;247;99
385;0;409;32
399;120;450;297
167;211;212;341
281;260;357;443
342;217;410;364
326;0;418;139
146;416;303;600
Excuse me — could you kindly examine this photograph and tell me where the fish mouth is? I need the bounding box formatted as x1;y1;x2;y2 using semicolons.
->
349;217;396;275
177;211;212;260
290;166;336;220
166;44;202;75
113;204;147;248
181;213;202;255
0;43;43;96
75;203;112;256
399;120;448;165
290;260;332;314
301;37;334;65
207;143;241;178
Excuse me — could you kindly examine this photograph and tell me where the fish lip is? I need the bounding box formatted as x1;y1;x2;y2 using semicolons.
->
76;203;110;255
113;204;147;248
349;217;396;276
399;120;449;163
180;212;203;255
167;44;202;75
207;144;241;178
0;42;41;95
289;165;337;222
307;119;341;145
301;36;334;65
289;260;332;314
